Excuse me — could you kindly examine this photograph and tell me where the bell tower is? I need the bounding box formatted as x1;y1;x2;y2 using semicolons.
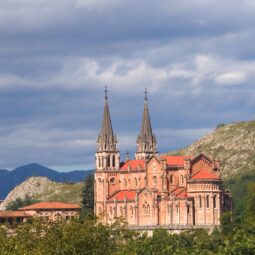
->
135;89;157;160
96;87;120;171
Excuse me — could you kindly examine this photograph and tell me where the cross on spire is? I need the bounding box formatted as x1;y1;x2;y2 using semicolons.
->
144;88;148;101
104;86;109;100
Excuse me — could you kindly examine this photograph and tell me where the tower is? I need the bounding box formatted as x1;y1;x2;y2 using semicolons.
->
135;89;157;160
96;88;120;171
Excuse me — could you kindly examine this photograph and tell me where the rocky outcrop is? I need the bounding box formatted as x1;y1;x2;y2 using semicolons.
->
168;120;255;179
1;177;83;210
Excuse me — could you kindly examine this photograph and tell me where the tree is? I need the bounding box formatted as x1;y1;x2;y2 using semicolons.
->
81;173;94;214
6;195;40;211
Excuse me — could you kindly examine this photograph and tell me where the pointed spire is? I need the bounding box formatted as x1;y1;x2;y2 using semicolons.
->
97;87;117;151
135;89;157;159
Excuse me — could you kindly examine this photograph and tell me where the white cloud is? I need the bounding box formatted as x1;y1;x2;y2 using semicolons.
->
215;72;247;85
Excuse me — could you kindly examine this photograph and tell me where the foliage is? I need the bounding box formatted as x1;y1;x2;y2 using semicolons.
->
0;214;254;255
81;173;94;214
6;195;40;211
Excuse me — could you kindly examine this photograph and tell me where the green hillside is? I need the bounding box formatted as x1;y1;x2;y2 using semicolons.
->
168;120;255;179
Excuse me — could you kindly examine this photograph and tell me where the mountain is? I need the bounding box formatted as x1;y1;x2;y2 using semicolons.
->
1;177;83;209
0;163;94;199
167;120;255;179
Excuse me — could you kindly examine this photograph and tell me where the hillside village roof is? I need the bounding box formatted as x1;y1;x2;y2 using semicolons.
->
0;211;30;218
19;202;81;211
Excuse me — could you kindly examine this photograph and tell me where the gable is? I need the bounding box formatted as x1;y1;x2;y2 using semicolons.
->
190;153;214;174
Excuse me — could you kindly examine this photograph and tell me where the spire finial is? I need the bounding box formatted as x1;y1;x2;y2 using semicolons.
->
144;88;148;102
104;86;109;100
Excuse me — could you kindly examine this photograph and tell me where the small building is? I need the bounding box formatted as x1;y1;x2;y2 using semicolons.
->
19;202;81;221
0;211;31;226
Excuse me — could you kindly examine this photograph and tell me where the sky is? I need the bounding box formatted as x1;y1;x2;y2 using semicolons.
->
0;0;255;171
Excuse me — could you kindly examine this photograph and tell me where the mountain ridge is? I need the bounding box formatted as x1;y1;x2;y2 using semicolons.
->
0;163;94;199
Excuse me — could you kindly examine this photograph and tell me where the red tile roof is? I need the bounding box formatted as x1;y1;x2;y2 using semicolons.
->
108;190;137;201
171;187;187;197
160;156;185;167
191;170;219;180
120;160;145;171
19;202;81;211
0;211;30;218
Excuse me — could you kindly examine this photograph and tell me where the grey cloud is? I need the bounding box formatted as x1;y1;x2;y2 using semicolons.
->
0;1;255;170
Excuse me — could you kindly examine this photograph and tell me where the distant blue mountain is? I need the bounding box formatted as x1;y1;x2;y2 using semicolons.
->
0;163;94;199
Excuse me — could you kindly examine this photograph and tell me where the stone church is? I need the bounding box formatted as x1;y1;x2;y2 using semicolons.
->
94;90;231;230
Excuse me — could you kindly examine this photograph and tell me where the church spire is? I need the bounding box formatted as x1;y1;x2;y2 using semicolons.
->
97;87;117;151
96;87;119;171
135;89;157;160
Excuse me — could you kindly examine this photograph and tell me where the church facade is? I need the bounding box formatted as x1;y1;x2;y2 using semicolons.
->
94;92;231;229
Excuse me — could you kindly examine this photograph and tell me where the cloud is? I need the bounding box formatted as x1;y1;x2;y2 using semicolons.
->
0;1;255;170
215;72;247;85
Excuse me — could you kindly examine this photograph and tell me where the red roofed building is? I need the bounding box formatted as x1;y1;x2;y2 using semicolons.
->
19;202;81;221
94;91;231;230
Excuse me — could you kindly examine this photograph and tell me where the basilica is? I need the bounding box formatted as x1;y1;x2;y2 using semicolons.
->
94;90;231;230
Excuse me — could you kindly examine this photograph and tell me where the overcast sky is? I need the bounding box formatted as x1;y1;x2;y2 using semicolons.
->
0;0;255;171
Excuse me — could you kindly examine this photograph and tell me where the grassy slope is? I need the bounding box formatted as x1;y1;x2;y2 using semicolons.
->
168;120;255;179
33;182;84;204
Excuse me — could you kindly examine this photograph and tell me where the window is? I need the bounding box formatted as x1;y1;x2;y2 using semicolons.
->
112;156;115;167
181;175;184;184
120;206;123;216
213;195;217;209
130;206;134;216
143;203;150;215
107;156;110;167
98;157;101;167
153;176;157;184
124;179;127;187
110;178;115;185
199;195;202;208
206;195;210;208
170;175;174;184
134;178;138;187
167;205;171;214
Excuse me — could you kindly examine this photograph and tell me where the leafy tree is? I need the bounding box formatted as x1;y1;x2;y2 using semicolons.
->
6;195;40;211
81;173;94;214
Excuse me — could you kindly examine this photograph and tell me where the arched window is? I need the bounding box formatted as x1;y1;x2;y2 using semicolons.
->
213;195;217;209
98;157;101;167
107;156;111;167
167;205;171;214
176;206;179;214
199;195;202;208
143;203;150;215
130;206;134;216
206;195;210;208
134;178;138;187
98;178;102;184
112;155;115;167
170;175;174;184
153;176;157;184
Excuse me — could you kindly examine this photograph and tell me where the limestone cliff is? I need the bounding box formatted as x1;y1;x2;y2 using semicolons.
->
1;177;83;210
168;120;255;179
